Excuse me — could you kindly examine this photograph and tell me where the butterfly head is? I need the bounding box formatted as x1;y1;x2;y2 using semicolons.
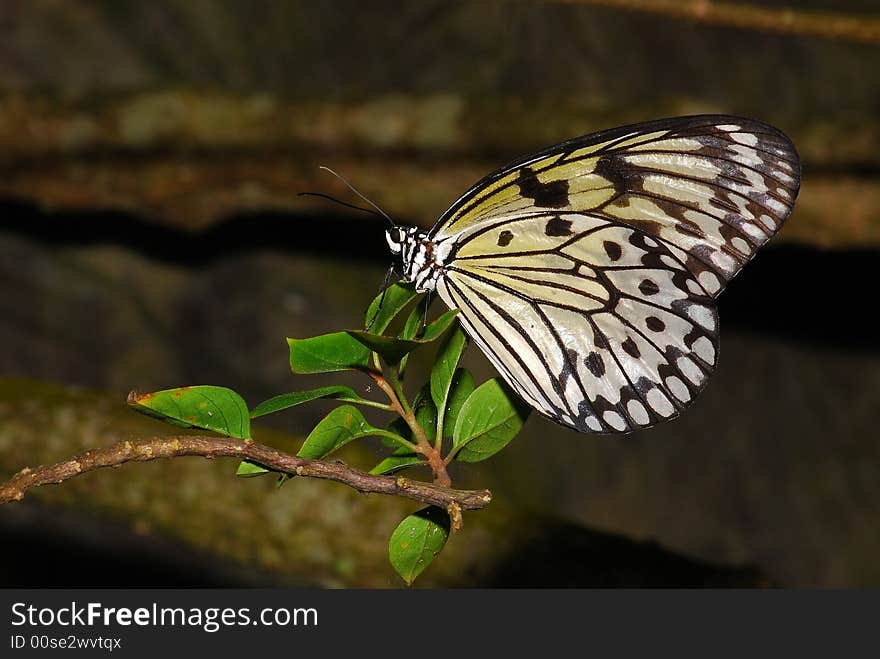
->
386;225;446;293
385;226;411;255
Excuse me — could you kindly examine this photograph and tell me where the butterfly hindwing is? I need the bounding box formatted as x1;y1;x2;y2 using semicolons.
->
427;115;799;433
438;213;717;432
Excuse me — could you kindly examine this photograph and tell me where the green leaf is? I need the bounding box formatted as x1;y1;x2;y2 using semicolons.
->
236;460;269;477
419;309;459;342
452;378;530;462
251;386;377;418
127;386;250;439
297;405;370;459
369;447;424;475
297;405;410;459
347;309;459;364
399;300;426;341
346;332;421;365
430;324;468;438
365;281;418;334
398;297;430;375
382;417;412;447
388;506;450;586
413;384;437;444
443;368;475;440
287;333;371;374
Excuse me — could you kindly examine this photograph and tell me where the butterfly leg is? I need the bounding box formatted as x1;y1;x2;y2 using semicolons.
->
366;262;398;330
422;290;433;329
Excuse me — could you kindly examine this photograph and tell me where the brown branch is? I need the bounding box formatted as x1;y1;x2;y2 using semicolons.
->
540;0;880;45
0;435;492;511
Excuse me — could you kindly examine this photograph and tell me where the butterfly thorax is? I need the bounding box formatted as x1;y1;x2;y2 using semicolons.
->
386;225;451;293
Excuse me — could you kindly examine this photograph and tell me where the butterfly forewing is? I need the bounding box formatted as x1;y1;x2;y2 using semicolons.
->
429;116;799;433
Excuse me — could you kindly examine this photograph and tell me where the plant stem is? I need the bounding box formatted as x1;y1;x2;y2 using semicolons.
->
338;397;393;412
370;366;452;488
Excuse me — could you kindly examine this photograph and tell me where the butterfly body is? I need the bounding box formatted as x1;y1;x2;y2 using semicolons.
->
387;115;800;434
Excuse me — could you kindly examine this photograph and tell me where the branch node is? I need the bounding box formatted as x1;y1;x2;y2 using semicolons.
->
447;502;463;533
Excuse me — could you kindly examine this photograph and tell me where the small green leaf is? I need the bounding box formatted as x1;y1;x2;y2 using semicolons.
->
370;447;424;475
251;386;374;418
389;506;450;586
365;281;418;334
347;310;459;364
430;325;468;438
297;405;371;459
127;386;250;439
452;378;530;462
236;460;269;477
413;384;438;444
398;297;430;375
443;368;475;440
297;405;410;459
430;325;468;408
346;332;421;365
419;309;459;342
287;333;371;374
399;301;426;341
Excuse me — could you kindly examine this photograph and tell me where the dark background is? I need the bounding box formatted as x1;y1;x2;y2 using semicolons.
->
1;0;878;587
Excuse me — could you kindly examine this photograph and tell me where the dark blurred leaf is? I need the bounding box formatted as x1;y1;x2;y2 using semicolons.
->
382;416;412;448
388;506;450;586
127;386;250;439
287;333;371;374
452;378;529;462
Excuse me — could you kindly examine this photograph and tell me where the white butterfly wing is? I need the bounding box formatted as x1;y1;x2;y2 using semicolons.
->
431;116;800;433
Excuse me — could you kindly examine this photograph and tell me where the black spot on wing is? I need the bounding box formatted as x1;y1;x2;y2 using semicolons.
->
638;278;660;296
603;240;622;261
594;153;641;197
545;215;573;236
516;167;569;208
621;337;641;358
584;351;606;377
497;230;514;247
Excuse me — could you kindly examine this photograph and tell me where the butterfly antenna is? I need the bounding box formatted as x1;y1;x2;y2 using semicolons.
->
297;191;384;218
317;166;396;229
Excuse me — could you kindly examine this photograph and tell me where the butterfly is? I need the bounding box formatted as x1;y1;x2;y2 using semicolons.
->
382;115;800;433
